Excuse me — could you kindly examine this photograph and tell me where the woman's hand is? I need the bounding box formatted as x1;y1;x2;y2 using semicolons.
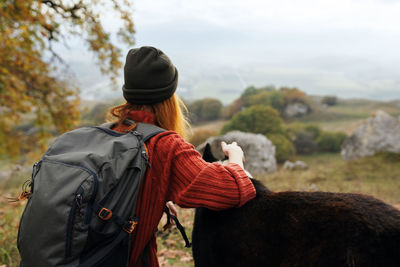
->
221;141;245;169
166;201;178;224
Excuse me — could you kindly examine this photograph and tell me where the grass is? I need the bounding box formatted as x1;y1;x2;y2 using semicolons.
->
1;98;399;265
1;152;400;266
259;152;400;205
296;99;400;134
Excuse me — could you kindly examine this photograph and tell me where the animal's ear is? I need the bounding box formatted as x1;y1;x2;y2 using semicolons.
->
202;143;218;163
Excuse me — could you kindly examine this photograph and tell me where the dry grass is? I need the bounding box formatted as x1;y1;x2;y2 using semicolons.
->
1;152;399;266
258;153;400;205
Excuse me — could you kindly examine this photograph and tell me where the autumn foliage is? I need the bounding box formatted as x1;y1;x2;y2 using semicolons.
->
0;0;135;158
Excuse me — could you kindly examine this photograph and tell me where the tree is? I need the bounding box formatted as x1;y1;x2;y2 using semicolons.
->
247;90;285;113
0;0;135;158
240;85;275;107
280;87;311;106
222;98;244;119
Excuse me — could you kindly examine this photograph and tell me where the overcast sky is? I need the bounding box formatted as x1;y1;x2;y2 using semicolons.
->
64;0;400;103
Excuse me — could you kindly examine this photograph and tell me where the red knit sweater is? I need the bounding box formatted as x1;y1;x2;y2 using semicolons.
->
113;110;256;267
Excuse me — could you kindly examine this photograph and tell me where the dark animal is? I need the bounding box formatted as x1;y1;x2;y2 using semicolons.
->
192;144;400;267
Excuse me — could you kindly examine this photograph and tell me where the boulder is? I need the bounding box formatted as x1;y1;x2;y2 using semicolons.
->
283;160;308;170
284;103;309;118
197;131;277;174
341;110;400;160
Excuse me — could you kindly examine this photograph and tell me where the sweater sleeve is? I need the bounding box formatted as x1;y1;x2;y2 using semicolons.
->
155;132;256;211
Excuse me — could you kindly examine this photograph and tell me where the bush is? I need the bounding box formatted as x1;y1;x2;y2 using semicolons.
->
267;134;295;163
240;85;276;107
188;129;218;147
222;98;244;119
293;131;317;155
316;132;347;153
286;123;321;140
280;87;310;106
247;90;285;113
322;96;338;106
221;105;284;136
304;124;322;140
188;98;223;123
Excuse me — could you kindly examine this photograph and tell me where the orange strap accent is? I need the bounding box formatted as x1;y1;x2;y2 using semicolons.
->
98;207;113;220
123;220;138;234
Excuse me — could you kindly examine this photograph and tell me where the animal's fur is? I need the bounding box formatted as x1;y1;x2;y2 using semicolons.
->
192;144;400;267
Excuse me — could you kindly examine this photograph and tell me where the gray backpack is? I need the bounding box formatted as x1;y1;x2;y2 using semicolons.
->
17;121;165;267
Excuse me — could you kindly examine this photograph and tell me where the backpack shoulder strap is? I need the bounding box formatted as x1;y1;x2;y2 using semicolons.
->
134;122;166;142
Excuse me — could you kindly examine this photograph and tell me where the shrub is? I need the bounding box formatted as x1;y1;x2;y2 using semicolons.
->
322;96;338;106
188;129;218;147
222;98;244;119
286;123;321;140
293;131;317;155
247;90;285;113
240;85;276;107
316;132;347;153
304;124;322;140
267;134;295;163
285;122;306;139
221;105;284;136
188;98;223;123
280;87;310;106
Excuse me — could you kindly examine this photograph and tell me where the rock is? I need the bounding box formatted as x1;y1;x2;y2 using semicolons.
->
294;160;308;170
197;131;277;174
283;161;295;170
283;160;308;170
284;103;309;118
341;110;400;160
309;183;319;191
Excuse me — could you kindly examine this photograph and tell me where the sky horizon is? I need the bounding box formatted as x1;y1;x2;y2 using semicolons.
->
58;0;400;104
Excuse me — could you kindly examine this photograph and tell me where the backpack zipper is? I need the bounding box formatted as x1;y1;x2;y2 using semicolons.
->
65;187;84;258
41;159;99;224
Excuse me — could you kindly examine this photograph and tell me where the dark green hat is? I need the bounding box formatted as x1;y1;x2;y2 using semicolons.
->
122;46;178;105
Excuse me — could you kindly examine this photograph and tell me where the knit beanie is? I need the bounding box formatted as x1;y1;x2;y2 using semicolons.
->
122;46;178;105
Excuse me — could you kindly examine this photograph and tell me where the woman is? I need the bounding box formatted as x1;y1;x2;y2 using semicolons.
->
108;46;256;267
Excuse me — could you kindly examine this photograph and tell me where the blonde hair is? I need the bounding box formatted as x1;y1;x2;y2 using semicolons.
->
107;94;190;139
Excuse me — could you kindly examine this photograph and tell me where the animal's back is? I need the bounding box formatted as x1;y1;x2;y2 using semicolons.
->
192;180;400;267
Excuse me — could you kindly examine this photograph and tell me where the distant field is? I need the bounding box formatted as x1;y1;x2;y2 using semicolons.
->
293;98;400;134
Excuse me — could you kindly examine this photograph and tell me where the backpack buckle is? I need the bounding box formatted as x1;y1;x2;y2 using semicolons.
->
98;207;112;220
123;220;138;234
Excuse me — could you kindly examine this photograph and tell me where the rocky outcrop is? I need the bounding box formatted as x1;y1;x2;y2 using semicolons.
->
197;131;277;174
341;110;400;160
284;103;309;118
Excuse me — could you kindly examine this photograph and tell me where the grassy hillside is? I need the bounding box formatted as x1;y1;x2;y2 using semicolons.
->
1;97;399;266
1;152;399;266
